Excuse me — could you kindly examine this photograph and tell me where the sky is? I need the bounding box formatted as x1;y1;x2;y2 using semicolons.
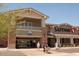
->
0;3;79;26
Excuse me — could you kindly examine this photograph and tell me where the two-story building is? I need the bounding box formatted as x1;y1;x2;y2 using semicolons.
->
6;8;48;49
15;8;48;48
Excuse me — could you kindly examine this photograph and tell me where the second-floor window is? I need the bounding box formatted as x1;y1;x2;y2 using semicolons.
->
16;21;32;29
25;22;32;29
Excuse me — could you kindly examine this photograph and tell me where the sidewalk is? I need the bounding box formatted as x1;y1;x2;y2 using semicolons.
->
0;47;79;56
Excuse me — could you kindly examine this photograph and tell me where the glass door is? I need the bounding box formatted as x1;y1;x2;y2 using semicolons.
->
48;38;56;47
16;39;37;48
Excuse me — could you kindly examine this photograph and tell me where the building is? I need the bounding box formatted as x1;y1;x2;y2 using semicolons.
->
0;8;79;49
46;23;79;47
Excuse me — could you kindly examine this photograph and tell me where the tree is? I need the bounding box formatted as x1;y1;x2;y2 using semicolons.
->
0;14;9;40
0;12;16;40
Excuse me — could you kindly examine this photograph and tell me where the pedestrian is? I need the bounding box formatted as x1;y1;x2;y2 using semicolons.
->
45;46;51;54
43;45;46;52
37;42;40;48
45;45;48;53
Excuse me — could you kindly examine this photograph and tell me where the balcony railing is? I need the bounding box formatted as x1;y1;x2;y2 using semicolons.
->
16;30;31;35
16;26;42;30
16;29;42;36
54;32;78;34
47;31;79;35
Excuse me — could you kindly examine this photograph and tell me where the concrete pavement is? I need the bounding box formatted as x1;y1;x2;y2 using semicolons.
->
0;47;79;56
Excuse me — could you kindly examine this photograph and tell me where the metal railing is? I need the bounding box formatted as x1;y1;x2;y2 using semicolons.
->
16;26;42;30
16;27;42;35
54;32;78;35
47;31;79;35
16;30;28;35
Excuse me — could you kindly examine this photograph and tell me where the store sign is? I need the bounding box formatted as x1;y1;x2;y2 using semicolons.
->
27;30;32;35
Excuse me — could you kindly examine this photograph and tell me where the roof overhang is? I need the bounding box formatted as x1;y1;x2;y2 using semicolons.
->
55;34;79;38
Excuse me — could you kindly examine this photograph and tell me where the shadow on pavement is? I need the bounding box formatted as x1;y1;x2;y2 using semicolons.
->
0;50;26;56
55;48;79;53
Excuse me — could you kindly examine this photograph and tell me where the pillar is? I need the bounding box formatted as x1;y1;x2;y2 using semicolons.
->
41;18;45;27
8;15;16;49
70;38;74;47
8;25;16;49
41;18;48;48
41;27;48;48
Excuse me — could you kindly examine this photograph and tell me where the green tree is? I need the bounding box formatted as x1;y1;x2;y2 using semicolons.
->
0;14;9;40
0;12;16;40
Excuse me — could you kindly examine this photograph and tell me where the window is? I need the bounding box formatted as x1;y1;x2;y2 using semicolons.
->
16;21;32;29
16;21;25;29
25;22;32;29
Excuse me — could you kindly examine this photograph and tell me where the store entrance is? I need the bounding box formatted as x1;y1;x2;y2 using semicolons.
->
60;38;70;47
48;38;56;47
16;38;40;49
73;38;79;46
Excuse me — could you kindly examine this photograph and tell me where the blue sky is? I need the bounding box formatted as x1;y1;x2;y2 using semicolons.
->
0;3;79;26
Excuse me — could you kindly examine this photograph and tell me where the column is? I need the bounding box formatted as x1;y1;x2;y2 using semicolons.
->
41;18;45;27
41;27;48;48
8;15;16;49
8;26;16;49
41;18;48;48
70;38;74;47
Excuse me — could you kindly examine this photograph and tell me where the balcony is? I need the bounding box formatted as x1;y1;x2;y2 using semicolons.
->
47;31;79;35
16;26;42;30
16;26;42;37
16;30;42;37
54;32;77;34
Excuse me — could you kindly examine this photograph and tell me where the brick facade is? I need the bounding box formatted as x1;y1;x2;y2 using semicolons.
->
41;27;48;48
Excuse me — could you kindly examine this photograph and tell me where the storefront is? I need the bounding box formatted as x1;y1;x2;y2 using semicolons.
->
73;38;79;46
60;38;71;47
48;38;56;47
16;37;40;48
